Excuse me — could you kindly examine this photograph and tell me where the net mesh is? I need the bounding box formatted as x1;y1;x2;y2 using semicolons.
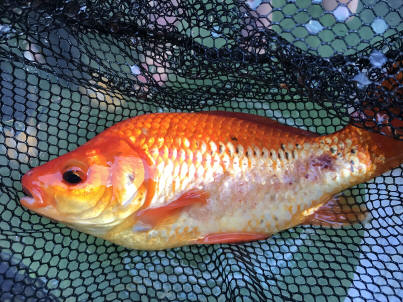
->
0;0;402;301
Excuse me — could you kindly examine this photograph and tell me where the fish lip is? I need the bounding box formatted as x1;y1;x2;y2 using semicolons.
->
21;171;47;209
20;186;46;209
22;186;33;198
20;196;36;206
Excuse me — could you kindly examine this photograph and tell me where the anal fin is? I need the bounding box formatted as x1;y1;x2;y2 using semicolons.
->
195;232;269;245
133;189;209;231
302;195;369;227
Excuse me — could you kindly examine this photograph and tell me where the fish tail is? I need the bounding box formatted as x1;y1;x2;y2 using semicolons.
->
352;58;403;177
343;124;403;178
364;128;403;177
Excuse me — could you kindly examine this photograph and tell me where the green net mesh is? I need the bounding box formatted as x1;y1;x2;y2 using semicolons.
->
0;0;402;301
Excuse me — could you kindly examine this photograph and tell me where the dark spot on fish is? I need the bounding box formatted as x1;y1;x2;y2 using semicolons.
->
253;150;257;156
219;144;224;154
235;147;239;154
245;151;249;157
210;151;214;156
231;137;238;141
351;149;356;154
292;150;296;158
296;143;300;148
350;160;355;173
281;144;285;151
196;142;199;147
128;174;135;182
285;152;289;160
311;154;334;170
270;151;273;157
337;152;342;157
330;147;337;154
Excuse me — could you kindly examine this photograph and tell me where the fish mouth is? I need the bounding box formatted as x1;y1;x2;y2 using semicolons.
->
20;184;45;209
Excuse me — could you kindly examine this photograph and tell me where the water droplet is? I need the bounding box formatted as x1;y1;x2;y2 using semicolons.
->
49;279;59;288
246;0;262;10
371;18;388;34
353;72;372;88
130;65;141;75
369;50;387;68
211;26;221;38
0;24;12;34
333;5;350;22
305;20;323;34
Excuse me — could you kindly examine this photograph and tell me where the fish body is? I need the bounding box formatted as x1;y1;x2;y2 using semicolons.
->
21;112;403;250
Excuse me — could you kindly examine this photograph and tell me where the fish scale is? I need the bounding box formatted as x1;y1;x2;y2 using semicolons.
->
20;112;403;250
102;113;376;248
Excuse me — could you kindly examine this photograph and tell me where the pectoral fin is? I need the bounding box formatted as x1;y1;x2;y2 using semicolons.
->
195;232;269;244
302;195;369;227
133;189;209;232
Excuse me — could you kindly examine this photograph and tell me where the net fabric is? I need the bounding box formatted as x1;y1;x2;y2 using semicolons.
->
0;0;402;301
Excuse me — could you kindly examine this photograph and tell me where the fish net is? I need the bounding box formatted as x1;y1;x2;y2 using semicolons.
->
0;0;402;301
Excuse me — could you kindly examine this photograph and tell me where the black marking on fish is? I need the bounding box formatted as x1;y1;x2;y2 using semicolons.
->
219;144;224;154
128;174;135;183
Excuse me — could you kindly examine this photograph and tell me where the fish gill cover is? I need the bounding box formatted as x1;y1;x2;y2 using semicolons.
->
0;0;402;301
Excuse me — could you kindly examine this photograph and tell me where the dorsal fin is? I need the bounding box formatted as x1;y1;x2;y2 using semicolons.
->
201;111;320;137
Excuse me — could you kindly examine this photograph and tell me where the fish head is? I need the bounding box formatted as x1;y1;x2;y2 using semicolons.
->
20;135;147;233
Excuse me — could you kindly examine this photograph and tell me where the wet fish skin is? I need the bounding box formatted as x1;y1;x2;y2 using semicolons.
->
20;111;403;250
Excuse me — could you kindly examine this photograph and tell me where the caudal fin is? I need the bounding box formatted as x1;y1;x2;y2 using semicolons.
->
349;58;403;176
361;128;403;177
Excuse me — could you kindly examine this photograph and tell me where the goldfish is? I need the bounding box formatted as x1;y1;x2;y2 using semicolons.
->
20;111;403;250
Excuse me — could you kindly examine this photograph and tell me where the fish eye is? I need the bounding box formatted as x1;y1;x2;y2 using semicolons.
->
63;167;86;185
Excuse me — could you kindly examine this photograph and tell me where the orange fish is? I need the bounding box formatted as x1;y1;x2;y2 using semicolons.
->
20;111;403;250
